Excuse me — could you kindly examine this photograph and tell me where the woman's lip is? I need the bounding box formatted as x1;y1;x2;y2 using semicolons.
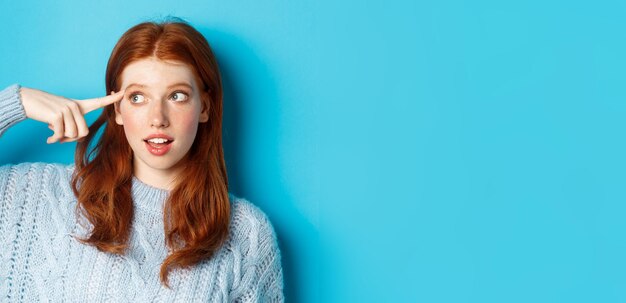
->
144;134;174;141
144;141;172;156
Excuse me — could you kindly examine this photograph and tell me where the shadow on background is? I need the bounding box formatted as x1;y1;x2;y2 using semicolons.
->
201;27;318;302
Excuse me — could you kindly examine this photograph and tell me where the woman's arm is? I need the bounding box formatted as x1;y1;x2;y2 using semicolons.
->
0;83;126;296
0;82;126;233
0;83;125;142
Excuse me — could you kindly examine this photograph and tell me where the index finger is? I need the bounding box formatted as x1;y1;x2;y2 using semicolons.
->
78;90;125;114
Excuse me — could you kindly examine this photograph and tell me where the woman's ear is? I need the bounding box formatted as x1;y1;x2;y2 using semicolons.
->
114;101;124;125
199;93;210;123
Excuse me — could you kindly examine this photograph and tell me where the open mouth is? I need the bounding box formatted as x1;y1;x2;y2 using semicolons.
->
144;138;173;148
143;137;174;156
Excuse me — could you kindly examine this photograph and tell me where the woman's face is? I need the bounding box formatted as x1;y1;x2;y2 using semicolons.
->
114;57;208;188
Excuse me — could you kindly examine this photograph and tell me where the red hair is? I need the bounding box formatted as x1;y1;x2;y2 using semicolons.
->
71;19;230;288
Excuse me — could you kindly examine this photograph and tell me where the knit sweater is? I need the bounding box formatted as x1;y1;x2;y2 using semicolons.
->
0;84;284;302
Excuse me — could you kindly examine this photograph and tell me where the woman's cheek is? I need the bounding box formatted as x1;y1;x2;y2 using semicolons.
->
121;111;143;137
183;116;199;133
179;118;201;151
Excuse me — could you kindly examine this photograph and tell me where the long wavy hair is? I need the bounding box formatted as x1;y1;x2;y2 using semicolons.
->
70;19;230;288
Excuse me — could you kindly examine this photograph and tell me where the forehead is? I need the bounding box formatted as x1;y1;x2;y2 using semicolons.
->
119;57;197;88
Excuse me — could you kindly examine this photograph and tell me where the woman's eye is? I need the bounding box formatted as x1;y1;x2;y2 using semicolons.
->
129;94;145;104
171;92;189;102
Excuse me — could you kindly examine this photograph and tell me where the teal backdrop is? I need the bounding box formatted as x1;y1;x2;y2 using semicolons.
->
1;0;626;302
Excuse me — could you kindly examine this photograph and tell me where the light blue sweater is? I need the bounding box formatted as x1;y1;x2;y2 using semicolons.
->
0;84;284;302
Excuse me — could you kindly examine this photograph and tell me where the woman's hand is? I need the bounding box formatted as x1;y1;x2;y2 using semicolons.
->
19;87;125;144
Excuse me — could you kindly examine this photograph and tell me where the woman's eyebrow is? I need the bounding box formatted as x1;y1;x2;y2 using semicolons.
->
167;82;193;89
125;82;193;90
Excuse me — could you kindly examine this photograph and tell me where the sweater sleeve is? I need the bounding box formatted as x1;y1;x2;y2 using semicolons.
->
229;200;284;303
0;84;27;138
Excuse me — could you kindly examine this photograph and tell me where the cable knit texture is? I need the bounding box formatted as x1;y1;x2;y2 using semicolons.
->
0;84;284;302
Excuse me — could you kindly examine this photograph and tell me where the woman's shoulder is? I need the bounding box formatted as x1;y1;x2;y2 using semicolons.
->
0;162;77;227
227;193;280;247
0;161;75;180
228;194;275;227
223;194;284;300
0;162;75;201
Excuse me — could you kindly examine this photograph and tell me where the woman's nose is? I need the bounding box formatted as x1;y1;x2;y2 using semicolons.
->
149;100;170;128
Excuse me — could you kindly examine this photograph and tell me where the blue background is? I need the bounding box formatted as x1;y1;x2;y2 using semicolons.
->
1;0;625;302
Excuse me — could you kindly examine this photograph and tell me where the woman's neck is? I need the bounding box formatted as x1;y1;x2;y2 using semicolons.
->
132;160;183;191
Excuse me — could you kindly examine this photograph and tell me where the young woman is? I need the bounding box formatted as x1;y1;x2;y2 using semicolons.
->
0;19;283;302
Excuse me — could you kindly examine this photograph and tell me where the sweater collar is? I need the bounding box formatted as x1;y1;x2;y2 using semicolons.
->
131;176;170;211
130;177;237;213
